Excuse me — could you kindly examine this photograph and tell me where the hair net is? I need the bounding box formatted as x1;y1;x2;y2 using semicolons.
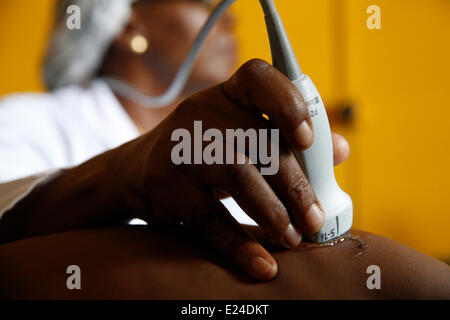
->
43;0;214;90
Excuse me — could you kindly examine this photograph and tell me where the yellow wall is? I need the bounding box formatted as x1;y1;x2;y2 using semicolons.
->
345;0;450;258
0;0;55;95
1;0;449;259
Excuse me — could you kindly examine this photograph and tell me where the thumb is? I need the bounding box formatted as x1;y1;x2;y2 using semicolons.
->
332;132;350;166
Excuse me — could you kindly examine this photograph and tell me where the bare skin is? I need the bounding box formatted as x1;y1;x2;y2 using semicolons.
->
0;225;449;299
2;0;446;299
0;0;352;282
0;59;350;281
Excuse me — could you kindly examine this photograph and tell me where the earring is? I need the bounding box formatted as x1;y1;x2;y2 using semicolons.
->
130;35;148;54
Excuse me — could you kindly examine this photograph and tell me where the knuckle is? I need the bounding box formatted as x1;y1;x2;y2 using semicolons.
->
179;86;219;112
270;201;289;226
190;208;249;255
292;91;309;117
225;59;274;106
290;173;316;205
278;146;293;163
177;95;212;121
218;160;251;188
239;59;273;82
282;87;309;120
229;161;253;183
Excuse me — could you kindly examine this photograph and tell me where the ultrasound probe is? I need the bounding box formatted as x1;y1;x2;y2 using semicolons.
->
259;0;352;242
104;0;353;243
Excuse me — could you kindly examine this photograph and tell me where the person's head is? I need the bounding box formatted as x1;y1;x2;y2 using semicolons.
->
104;0;238;94
44;0;238;99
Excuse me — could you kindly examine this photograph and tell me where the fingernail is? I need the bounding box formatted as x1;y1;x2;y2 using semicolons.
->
305;204;325;232
284;223;302;248
295;121;313;148
251;256;277;279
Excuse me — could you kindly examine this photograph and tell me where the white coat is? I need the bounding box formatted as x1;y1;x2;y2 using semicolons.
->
0;80;255;225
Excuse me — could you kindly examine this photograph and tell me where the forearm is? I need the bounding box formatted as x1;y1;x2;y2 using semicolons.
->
0;138;150;244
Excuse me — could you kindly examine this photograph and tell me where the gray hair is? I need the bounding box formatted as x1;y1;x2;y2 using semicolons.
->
43;0;135;90
43;0;214;90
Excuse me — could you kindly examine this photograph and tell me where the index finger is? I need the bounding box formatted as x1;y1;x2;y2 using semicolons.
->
222;59;313;150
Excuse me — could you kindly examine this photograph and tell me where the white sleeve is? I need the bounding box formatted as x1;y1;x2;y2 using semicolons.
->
0;93;67;183
0;170;63;221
